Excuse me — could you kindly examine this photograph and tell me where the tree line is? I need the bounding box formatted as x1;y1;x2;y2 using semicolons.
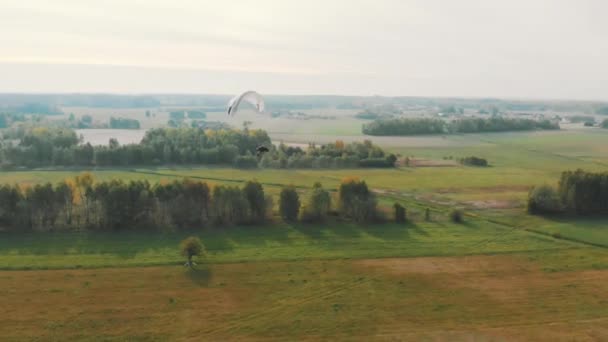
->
109;117;141;129
278;178;380;223
0;127;395;169
260;140;396;169
0;174;383;232
0;175;271;232
528;169;608;215
362;117;559;136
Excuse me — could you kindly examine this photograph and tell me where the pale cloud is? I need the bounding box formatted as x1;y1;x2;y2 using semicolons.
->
0;0;607;99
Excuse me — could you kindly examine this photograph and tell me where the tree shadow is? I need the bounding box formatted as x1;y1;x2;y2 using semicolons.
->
361;222;411;240
459;220;480;229
407;222;430;237
184;265;213;287
292;223;325;240
230;225;293;246
331;223;363;239
202;229;237;254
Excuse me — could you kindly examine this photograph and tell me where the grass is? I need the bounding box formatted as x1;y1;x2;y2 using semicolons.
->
523;216;608;248
2;250;608;341
2;128;608;248
0;219;576;270
3;128;608;340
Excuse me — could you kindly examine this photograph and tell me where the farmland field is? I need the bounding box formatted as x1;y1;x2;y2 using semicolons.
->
0;220;577;270
3;249;608;341
3;121;608;340
6;1;608;339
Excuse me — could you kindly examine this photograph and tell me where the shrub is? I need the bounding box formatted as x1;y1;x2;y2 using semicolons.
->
460;156;488;167
449;209;464;223
527;184;562;215
279;186;300;222
425;208;431;221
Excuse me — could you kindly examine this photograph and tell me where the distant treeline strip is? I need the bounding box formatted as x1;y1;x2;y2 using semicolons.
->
0;127;396;169
362;117;560;136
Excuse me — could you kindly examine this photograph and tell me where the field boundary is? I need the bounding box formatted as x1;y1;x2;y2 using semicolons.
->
524;227;608;249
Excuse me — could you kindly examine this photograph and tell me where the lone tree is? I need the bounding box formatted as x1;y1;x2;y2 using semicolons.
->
449;209;464;223
180;236;205;268
279;185;300;222
393;203;406;223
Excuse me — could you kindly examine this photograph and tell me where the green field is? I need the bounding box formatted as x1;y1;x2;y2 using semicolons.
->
0;220;578;270
3;127;608;340
3;128;608;247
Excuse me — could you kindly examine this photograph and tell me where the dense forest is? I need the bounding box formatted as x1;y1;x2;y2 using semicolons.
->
0;175;378;232
362;117;560;136
558;170;608;214
0;127;395;169
528;170;608;215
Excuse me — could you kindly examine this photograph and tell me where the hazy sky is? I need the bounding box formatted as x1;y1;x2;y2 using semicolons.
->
1;0;607;99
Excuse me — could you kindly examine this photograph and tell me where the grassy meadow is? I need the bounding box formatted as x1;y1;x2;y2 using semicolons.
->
3;121;608;340
0;220;576;270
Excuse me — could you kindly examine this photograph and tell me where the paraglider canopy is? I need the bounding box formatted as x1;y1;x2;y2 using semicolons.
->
227;91;265;116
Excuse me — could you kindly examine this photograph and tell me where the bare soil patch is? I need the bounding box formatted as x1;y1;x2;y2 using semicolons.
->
400;158;459;167
465;199;520;209
356;254;534;275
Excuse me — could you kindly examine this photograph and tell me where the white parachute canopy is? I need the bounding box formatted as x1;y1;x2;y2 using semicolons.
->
226;91;265;116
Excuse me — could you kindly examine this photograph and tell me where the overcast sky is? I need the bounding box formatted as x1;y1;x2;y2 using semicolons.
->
1;0;607;99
